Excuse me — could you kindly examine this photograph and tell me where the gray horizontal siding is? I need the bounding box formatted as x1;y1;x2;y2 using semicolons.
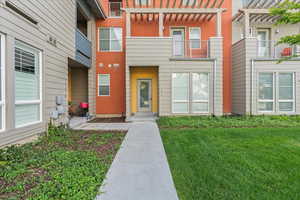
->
0;0;76;147
232;39;246;114
126;37;223;117
232;37;300;115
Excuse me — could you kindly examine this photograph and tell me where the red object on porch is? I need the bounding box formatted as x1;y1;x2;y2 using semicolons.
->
281;48;292;57
80;102;89;109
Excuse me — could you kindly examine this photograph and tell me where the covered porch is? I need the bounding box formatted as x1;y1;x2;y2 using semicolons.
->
68;58;89;117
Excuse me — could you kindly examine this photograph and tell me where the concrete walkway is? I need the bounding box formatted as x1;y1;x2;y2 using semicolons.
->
96;122;179;200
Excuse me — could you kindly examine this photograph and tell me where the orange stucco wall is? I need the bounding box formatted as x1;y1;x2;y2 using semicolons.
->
96;0;232;115
96;1;126;115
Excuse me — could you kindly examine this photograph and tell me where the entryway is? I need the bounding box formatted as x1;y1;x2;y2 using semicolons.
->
68;58;89;117
130;67;158;115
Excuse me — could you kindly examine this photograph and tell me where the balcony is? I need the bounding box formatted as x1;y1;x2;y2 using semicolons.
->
75;29;92;68
172;40;209;59
257;40;300;59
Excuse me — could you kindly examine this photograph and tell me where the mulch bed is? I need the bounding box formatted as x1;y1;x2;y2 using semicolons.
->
88;117;126;123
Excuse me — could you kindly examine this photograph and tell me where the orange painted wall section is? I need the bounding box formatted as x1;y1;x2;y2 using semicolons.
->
96;0;232;115
96;2;126;115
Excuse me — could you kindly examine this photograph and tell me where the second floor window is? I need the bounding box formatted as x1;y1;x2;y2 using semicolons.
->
109;2;122;17
189;28;201;49
99;27;122;52
135;0;150;6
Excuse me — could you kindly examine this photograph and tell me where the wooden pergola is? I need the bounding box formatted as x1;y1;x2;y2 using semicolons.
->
122;0;226;37
232;0;300;37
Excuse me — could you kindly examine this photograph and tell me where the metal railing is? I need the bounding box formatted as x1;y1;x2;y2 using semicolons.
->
75;28;92;67
257;40;300;59
172;40;209;58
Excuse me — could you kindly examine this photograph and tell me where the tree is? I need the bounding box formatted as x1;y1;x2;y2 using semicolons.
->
270;0;300;59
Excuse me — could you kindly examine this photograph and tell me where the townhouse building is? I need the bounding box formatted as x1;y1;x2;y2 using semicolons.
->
96;0;232;119
0;0;299;147
232;0;300;115
0;0;105;146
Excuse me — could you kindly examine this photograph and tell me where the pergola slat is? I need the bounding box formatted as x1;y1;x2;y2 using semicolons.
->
202;0;219;21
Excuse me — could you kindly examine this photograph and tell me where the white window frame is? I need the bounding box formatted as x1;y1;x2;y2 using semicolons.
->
0;33;6;131
172;72;210;114
257;72;275;113
99;27;123;52
277;72;295;113
172;73;190;114
15;40;43;128
108;2;122;18
135;0;151;6
98;74;110;96
191;73;209;114
189;27;201;49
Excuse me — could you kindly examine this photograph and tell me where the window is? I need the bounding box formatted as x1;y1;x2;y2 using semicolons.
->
77;4;88;37
98;74;110;96
15;41;42;128
183;0;197;6
109;2;122;17
172;73;210;114
172;73;189;113
15;47;35;74
258;72;295;113
99;28;122;52
258;73;274;112
135;0;150;6
189;28;201;49
0;34;5;131
192;73;209;113
278;73;294;112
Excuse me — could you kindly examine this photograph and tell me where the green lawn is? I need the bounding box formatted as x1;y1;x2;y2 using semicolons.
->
0;126;125;200
158;116;300;200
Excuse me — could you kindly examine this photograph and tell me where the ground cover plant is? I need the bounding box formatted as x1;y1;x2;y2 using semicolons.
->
0;126;125;200
158;116;300;200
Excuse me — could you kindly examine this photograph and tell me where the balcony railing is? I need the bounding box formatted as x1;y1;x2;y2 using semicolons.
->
172;40;209;59
257;40;300;59
75;28;92;67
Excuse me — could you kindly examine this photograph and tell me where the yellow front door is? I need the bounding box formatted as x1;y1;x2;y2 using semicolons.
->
130;67;158;114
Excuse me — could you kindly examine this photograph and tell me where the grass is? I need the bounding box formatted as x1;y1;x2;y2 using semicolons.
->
158;116;300;200
0;126;125;200
158;115;300;128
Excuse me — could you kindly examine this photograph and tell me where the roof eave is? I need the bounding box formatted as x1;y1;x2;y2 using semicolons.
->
86;0;107;19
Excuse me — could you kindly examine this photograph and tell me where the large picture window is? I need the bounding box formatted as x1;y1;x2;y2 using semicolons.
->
99;27;122;52
258;72;295;113
172;73;189;113
258;73;274;112
15;41;42;128
192;73;209;113
98;74;110;96
0;33;5;131
172;72;210;114
278;73;294;112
